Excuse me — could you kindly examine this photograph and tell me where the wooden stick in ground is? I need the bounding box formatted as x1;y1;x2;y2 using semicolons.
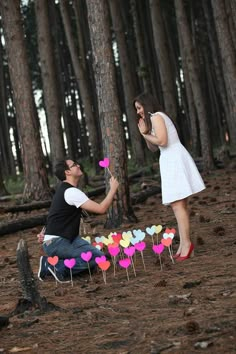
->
159;254;163;271
168;246;175;264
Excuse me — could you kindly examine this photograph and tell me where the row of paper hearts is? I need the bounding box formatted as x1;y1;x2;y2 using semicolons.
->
47;237;173;271
81;226;176;249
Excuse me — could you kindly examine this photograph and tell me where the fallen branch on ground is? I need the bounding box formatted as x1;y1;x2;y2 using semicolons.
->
0;185;161;236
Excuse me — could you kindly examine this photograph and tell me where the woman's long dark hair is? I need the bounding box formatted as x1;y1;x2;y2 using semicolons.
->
133;92;164;134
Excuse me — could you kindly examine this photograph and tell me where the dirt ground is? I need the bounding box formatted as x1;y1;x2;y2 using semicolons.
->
0;164;236;354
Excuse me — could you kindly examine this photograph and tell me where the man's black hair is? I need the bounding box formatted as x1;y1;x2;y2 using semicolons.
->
54;160;69;181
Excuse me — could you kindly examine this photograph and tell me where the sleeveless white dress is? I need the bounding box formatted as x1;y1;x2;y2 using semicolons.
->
151;112;205;205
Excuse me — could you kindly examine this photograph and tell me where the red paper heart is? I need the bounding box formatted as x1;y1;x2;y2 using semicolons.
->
108;242;119;248
48;256;59;266
92;242;103;249
165;228;176;234
112;233;122;244
161;238;172;247
98;260;111;271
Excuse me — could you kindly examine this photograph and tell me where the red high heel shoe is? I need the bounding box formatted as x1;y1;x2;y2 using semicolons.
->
176;243;194;262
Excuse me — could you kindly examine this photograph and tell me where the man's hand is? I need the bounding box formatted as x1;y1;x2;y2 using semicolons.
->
109;176;119;192
37;228;45;243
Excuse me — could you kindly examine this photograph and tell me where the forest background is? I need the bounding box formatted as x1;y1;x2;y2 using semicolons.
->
0;0;235;229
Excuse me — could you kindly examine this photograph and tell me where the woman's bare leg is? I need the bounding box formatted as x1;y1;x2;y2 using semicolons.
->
170;198;191;257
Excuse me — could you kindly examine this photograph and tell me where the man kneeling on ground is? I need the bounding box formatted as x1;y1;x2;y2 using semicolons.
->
37;158;119;282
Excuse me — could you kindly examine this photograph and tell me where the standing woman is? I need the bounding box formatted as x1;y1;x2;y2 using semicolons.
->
133;92;205;261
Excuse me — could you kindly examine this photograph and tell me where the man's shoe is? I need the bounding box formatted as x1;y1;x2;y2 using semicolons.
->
38;256;49;281
48;266;70;283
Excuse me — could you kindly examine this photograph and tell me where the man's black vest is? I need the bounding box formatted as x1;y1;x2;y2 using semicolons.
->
45;182;82;241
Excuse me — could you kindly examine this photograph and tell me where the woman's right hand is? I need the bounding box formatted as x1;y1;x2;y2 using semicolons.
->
138;118;148;134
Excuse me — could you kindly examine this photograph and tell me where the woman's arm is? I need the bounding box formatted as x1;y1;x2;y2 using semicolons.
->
145;140;159;152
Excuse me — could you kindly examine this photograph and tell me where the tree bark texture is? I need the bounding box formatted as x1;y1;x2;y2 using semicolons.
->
16;239;46;307
35;0;65;168
178;26;199;156
211;0;236;153
201;0;229;124
0;214;47;236
130;0;152;93
0;39;15;176
175;0;214;170
0;0;51;200
86;0;137;227
0;166;8;196
108;0;145;166
59;0;100;165
149;0;177;119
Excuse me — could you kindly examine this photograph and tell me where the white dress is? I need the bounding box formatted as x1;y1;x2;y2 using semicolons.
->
151;112;206;205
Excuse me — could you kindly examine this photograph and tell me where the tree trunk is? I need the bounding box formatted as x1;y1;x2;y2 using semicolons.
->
0;0;52;201
35;0;65;169
0;39;15;176
225;0;236;51
108;0;145;166
59;0;100;166
13;239;60;315
179;31;199;156
229;0;236;33
211;0;236;153
174;0;214;170
130;0;152;93
201;0;229;125
149;0;177;119
16;239;47;307
0;165;8;197
86;0;137;227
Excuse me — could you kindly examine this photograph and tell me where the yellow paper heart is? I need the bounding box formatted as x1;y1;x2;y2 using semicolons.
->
122;231;132;240
155;225;162;234
103;237;113;246
82;236;91;243
107;233;114;241
120;239;130;248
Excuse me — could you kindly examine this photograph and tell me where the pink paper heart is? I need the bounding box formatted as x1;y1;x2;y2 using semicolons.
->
64;258;76;269
134;241;146;252
81;251;92;262
152;244;164;254
119;258;131;269
124;246;136;257
108;246;120;257
95;255;106;264
99;157;110;168
48;256;59;266
161;238;172;247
